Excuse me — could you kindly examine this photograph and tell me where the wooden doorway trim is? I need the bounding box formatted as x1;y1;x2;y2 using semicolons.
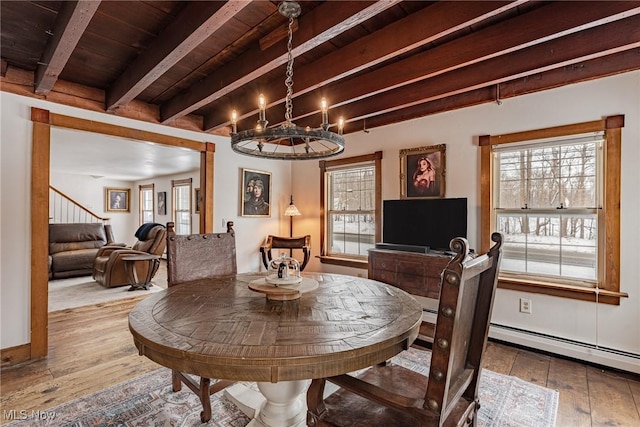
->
30;107;215;359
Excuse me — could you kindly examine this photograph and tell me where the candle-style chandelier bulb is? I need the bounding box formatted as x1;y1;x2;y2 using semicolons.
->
231;110;238;133
258;94;268;128
321;98;328;127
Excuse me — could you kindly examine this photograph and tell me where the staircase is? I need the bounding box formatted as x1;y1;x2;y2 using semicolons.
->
49;186;110;224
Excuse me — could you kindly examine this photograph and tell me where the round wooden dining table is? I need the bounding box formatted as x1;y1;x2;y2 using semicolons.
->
128;272;422;427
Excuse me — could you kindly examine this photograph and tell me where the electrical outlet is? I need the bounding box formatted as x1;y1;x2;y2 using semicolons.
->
519;298;532;314
222;218;226;227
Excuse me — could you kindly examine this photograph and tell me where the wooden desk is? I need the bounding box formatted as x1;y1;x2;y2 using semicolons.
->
128;272;422;427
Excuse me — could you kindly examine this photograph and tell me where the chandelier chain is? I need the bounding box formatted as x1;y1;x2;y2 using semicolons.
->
229;1;344;160
284;15;295;124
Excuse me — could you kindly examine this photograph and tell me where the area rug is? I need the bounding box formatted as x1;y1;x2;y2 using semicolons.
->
7;348;558;426
48;262;167;312
48;278;164;312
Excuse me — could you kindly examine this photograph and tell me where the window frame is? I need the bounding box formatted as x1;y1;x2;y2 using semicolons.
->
480;115;626;305
171;178;192;235
319;152;382;269
139;183;154;225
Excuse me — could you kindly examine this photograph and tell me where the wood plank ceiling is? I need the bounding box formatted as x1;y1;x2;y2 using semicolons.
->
1;1;639;136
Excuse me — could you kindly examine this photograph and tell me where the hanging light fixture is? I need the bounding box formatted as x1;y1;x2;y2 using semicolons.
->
230;1;345;160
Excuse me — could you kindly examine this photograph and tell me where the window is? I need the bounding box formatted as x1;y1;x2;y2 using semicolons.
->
319;152;382;268
494;135;601;284
480;116;625;304
172;178;192;235
139;184;154;225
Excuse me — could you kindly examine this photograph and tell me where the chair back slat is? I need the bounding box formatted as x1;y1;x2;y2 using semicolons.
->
166;221;237;287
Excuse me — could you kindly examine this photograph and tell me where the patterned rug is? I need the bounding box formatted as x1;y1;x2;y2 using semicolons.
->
8;348;558;426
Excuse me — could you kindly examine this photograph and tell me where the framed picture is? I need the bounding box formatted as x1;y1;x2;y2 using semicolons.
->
400;144;446;199
194;188;201;214
105;187;130;212
157;191;167;215
241;168;271;217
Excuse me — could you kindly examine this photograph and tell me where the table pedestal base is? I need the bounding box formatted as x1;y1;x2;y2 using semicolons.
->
122;255;160;291
225;380;310;427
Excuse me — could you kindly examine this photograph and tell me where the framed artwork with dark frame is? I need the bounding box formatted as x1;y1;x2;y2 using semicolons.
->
194;188;201;214
105;187;130;212
241;168;271;217
400;144;446;199
157;191;167;215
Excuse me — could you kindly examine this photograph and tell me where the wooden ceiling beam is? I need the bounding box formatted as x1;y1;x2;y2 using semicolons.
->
159;0;400;123
34;0;100;95
106;1;250;112
203;0;522;131
244;1;640;132
352;50;640;133
324;15;640;127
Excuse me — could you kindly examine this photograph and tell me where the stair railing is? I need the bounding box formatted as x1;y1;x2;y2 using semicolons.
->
49;185;110;224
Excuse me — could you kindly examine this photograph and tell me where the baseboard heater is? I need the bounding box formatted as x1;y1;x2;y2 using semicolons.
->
422;309;640;374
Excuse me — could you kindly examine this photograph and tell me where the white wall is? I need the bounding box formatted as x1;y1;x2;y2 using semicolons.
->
136;170;200;237
2;72;638;370
0;91;291;349
51;169;204;246
50;172;136;243
292;72;640;367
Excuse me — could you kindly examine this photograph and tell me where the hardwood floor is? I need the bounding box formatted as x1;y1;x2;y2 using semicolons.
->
1;297;639;426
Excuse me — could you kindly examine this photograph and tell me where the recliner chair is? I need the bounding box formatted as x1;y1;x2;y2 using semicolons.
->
92;223;166;288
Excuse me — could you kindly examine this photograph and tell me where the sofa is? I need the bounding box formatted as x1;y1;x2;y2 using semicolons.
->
49;223;117;279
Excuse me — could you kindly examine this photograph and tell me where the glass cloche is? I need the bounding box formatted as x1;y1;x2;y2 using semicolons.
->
266;252;302;285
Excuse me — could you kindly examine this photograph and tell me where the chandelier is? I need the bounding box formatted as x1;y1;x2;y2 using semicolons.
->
230;1;345;160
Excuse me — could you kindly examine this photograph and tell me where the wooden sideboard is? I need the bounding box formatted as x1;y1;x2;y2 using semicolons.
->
368;249;452;300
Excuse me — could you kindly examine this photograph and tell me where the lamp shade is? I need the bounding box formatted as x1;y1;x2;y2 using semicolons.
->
284;204;301;217
284;195;301;217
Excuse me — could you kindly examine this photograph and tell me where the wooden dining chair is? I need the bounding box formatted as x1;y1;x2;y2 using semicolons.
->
165;221;237;423
306;232;503;427
260;234;311;271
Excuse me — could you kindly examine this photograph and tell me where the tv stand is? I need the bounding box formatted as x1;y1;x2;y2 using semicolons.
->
368;248;452;300
374;242;429;253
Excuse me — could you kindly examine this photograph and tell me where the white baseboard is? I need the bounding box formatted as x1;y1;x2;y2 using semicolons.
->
421;309;639;375
489;323;640;375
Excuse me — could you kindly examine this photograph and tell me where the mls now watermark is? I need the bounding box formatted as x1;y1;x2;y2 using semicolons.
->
3;410;57;421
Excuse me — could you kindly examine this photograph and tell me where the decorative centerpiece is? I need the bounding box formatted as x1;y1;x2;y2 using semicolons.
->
249;253;317;300
266;252;302;286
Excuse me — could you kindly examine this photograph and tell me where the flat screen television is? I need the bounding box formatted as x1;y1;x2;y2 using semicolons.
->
382;198;467;252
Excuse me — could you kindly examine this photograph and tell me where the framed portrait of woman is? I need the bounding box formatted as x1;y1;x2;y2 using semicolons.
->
194;188;201;214
241;168;272;217
157;191;167;215
399;144;446;199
